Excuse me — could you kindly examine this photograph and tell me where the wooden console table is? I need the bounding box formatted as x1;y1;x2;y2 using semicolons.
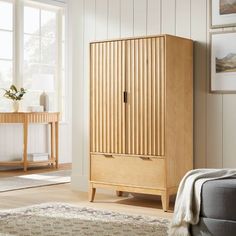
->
0;112;60;171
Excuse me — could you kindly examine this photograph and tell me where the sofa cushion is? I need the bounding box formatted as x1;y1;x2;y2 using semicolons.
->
201;178;236;221
191;217;236;236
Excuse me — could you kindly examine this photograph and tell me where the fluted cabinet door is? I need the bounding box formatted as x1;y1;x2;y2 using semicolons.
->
125;37;165;156
90;41;126;154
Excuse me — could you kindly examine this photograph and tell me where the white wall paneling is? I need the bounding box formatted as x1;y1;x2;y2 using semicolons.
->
147;0;161;35
134;0;147;36
120;0;133;37
0;123;71;165
70;0;84;182
95;0;108;40
206;95;223;167
108;0;120;38
191;0;207;168
0;125;23;162
71;0;236;190
221;27;236;168
161;0;176;34
176;0;191;38
84;0;96;177
223;95;236;168
205;0;222;168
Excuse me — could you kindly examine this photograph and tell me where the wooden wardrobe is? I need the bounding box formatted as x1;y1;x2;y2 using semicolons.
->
89;34;193;211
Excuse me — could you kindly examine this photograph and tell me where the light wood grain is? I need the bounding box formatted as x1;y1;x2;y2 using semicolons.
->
0;112;60;171
0;183;173;219
89;35;193;211
126;37;165;156
91;154;165;188
165;35;193;187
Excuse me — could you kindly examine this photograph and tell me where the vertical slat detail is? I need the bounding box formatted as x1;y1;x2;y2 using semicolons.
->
106;42;110;153
118;41;122;153
90;44;94;151
143;39;149;155
99;44;103;152
102;43;107;153
114;42;118;153
161;37;165;155
151;38;156;155
126;40;131;154
139;39;143;155
90;36;165;156
131;40;135;154
147;38;152;155
95;44;99;152
134;39;139;154
110;42;114;153
122;41;126;154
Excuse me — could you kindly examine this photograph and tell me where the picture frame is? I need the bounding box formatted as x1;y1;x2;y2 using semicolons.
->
211;31;236;93
211;0;236;28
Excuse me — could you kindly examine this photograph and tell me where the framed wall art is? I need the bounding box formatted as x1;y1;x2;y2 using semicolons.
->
211;0;236;28
211;31;236;92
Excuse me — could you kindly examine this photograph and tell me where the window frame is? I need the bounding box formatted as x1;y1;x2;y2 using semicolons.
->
0;0;14;87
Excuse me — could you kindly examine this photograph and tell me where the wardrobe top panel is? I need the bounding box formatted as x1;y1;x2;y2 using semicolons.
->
90;34;193;45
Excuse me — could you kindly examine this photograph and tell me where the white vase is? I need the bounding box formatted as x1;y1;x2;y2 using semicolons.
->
40;92;50;112
12;100;20;112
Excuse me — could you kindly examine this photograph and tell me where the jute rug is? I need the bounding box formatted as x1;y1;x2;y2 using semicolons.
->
0;203;170;236
0;170;71;192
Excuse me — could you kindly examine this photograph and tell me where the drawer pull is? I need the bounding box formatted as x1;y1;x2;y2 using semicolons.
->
139;156;151;160
104;154;114;158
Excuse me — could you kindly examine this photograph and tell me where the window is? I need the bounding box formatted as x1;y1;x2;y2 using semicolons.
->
0;0;13;109
0;0;66;120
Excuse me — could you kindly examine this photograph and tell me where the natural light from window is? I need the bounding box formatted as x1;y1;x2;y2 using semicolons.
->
0;1;13;110
0;0;66;121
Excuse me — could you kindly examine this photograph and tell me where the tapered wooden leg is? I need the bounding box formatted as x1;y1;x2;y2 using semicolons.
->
89;186;96;202
55;121;59;169
116;191;123;197
51;122;55;167
161;192;170;212
23;121;28;172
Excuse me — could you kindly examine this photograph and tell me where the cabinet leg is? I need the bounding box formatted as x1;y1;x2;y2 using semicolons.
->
89;186;96;202
116;191;123;197
161;192;170;212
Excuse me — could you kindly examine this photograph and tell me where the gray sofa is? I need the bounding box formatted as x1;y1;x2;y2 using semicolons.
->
191;178;236;236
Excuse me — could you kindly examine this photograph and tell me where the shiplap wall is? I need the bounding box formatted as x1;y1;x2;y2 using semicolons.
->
0;123;71;164
71;0;236;190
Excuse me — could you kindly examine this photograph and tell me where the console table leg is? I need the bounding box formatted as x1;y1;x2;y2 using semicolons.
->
23;121;28;172
51;122;55;167
55;121;59;169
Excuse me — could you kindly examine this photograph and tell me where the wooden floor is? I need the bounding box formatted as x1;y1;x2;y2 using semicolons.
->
0;164;173;220
0;163;72;178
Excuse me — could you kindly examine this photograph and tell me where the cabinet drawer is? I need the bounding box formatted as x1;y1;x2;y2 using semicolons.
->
90;154;165;189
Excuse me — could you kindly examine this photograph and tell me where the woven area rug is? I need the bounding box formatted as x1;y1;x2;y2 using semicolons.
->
0;170;71;192
0;203;170;236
